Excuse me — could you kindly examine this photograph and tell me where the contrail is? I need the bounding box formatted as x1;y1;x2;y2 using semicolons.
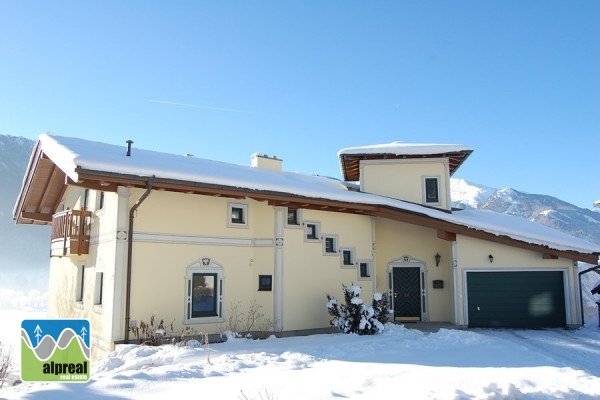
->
148;99;256;115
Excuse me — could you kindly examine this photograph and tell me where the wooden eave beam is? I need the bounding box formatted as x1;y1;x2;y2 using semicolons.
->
542;253;559;260
71;180;119;193
437;230;456;241
20;212;52;223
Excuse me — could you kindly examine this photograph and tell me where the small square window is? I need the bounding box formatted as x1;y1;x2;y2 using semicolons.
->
231;207;244;223
342;249;354;265
359;262;371;278
424;177;440;204
306;223;319;240
324;236;337;253
287;208;300;225
258;275;272;291
228;203;248;227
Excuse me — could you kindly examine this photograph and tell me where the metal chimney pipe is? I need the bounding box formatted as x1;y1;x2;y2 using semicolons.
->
126;140;133;156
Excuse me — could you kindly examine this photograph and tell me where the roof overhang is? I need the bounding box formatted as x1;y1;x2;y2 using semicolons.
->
13;141;71;225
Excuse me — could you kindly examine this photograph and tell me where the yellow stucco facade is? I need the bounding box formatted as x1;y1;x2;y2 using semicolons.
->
41;151;585;362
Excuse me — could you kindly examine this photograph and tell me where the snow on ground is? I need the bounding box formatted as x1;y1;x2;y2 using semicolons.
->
1;308;599;399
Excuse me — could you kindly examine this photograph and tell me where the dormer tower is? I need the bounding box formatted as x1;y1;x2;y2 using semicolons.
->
338;142;473;211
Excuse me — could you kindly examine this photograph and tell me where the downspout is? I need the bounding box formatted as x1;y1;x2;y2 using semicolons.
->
124;176;155;344
578;263;600;327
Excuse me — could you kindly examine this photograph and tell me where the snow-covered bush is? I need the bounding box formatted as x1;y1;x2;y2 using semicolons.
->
326;284;389;335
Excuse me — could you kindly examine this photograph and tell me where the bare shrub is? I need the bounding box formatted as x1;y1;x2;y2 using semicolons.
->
129;315;174;346
218;300;273;339
239;388;277;400
0;342;12;389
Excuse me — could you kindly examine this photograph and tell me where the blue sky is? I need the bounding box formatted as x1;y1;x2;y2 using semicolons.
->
1;1;598;209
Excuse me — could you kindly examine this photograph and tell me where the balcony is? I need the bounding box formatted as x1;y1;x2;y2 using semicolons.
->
51;209;92;257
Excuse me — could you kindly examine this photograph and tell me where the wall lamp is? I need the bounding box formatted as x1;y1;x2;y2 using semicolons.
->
488;254;494;263
435;252;441;267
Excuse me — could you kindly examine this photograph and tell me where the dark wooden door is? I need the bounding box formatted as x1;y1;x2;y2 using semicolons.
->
392;267;421;321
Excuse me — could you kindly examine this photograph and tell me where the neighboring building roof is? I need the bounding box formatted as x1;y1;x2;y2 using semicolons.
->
338;142;473;181
13;133;600;263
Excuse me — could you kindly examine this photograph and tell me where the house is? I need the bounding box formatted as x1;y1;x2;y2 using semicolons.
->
14;134;600;361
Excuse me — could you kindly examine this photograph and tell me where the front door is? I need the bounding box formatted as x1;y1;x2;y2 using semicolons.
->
392;267;422;321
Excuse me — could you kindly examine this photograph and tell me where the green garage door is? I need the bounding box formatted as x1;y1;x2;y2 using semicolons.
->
467;271;566;328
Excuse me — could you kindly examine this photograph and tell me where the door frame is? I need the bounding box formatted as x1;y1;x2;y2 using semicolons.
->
388;255;429;322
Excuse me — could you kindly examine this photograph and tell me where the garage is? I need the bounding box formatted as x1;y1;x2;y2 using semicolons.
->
466;271;566;328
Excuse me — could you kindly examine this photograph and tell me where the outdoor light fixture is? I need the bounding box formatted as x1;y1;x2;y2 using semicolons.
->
435;252;441;267
488;254;494;263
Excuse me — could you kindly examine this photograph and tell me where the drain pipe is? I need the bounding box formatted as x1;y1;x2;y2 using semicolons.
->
124;176;155;344
578;263;600;327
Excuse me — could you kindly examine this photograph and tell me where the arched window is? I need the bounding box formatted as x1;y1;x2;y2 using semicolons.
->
185;258;224;322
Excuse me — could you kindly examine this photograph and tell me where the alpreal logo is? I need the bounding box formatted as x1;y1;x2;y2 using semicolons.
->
21;319;91;383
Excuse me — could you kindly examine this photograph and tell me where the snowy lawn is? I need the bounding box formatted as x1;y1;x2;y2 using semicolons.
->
1;307;600;399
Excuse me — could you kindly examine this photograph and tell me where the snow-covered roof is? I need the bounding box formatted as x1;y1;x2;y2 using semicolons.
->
31;133;600;255
337;141;472;156
337;141;474;181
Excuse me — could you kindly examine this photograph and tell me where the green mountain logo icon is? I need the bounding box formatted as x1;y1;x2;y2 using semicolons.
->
20;319;91;382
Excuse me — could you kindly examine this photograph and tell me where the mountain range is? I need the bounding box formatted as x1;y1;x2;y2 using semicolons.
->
1;135;598;288
451;179;600;245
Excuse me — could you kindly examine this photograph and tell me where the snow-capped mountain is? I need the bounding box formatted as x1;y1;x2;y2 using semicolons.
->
0;135;50;289
451;178;600;245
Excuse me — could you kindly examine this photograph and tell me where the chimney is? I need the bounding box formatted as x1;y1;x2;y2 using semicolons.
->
251;153;282;172
126;140;133;156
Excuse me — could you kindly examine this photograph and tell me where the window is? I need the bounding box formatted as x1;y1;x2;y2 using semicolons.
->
342;249;355;266
76;265;85;302
99;191;105;210
185;260;223;322
287;208;300;226
83;189;90;210
228;203;248;227
359;261;371;278
305;222;320;240
189;273;219;317
258;275;272;291
324;236;337;254
94;272;103;305
424;177;440;204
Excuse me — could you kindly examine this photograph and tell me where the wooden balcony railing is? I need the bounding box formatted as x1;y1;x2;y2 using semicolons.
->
51;209;92;257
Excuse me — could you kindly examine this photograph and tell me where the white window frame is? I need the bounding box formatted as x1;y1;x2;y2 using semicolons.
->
304;221;320;242
228;202;248;227
285;207;302;228
341;248;356;267
94;271;104;306
76;264;85;302
184;258;224;324
83;189;90;211
358;260;372;280
423;176;441;205
98;191;105;211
